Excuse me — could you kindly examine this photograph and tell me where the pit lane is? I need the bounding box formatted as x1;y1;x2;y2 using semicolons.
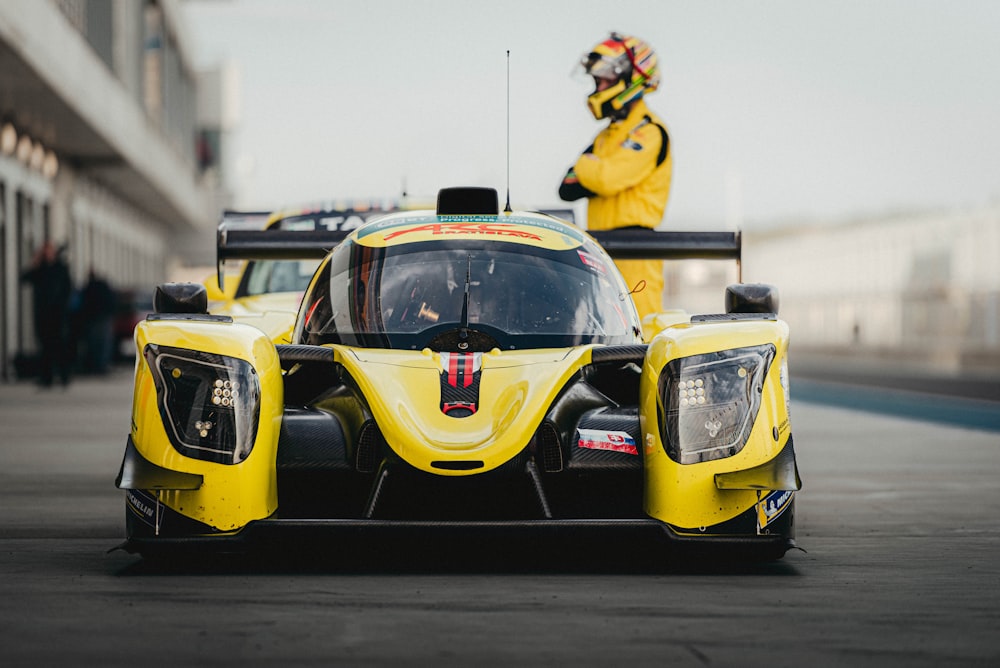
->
0;369;997;666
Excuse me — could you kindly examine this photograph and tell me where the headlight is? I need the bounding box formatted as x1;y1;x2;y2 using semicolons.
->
145;344;261;465
657;344;775;465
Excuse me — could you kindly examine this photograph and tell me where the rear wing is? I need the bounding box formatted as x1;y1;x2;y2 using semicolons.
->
216;226;743;282
217;227;741;260
218;228;349;262
590;229;742;281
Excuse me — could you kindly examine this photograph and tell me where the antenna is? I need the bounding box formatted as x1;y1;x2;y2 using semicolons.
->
504;49;512;213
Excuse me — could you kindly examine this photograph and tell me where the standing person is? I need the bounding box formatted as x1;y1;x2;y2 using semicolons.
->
559;32;672;322
20;240;74;387
79;269;117;374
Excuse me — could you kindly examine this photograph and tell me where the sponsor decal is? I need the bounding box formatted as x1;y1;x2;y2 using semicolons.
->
276;208;398;232
437;215;501;223
359;215;430;235
384;222;541;242
316;214;369;231
577;429;638;455
757;489;794;530
126;489;158;528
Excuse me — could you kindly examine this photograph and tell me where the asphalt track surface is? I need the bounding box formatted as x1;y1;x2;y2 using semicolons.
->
1;367;998;666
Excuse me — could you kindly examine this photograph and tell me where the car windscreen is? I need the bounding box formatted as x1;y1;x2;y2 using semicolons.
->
238;258;320;297
300;238;641;350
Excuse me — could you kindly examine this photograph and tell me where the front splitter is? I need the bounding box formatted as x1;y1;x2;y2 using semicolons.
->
119;517;794;564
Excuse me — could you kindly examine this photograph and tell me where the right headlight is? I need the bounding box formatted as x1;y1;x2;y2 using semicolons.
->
145;343;261;465
657;344;775;465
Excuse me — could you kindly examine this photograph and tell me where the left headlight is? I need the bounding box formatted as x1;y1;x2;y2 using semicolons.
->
657;344;775;465
145;344;261;465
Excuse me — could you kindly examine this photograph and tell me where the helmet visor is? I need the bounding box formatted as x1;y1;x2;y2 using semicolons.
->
581;52;626;82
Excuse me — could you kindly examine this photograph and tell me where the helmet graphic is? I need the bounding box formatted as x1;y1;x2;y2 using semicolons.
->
581;32;660;120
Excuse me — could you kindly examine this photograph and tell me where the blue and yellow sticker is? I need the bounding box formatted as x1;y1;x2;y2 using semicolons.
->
757;489;794;530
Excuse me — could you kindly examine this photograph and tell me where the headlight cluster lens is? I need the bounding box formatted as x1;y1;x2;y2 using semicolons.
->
145;344;261;465
658;344;775;465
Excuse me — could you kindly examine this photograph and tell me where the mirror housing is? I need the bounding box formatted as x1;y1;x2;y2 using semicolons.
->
725;283;779;315
154;282;209;314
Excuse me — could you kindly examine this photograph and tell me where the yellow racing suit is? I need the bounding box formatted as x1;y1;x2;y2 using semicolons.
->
559;98;672;322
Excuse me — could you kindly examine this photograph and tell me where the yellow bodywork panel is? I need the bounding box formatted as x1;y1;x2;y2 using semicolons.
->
639;318;792;532
333;345;594;475
202;272;239;302
130;318;284;532
641;309;690;342
206;291;301;344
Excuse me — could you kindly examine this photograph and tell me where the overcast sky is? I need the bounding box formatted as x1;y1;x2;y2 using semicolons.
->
182;0;1000;229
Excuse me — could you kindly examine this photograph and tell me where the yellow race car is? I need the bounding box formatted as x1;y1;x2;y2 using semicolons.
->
116;187;800;562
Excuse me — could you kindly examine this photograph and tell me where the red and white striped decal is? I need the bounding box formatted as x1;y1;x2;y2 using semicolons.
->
440;352;481;388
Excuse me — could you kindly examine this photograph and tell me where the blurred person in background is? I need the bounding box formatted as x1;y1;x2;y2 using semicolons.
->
559;31;672;322
21;240;73;387
78;269;117;374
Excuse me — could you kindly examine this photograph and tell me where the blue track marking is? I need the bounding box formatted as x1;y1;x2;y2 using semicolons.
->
793;378;1000;432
